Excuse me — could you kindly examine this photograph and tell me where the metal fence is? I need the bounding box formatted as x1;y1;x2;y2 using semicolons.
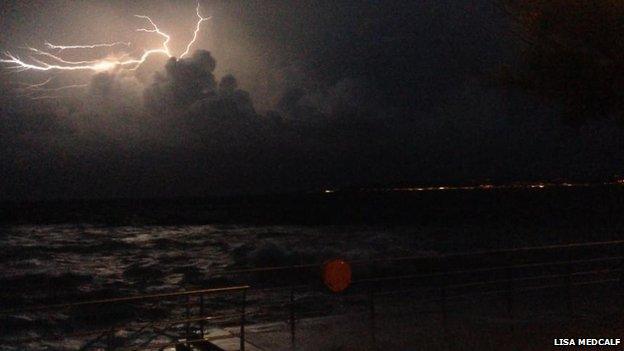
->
2;239;624;350
0;286;250;350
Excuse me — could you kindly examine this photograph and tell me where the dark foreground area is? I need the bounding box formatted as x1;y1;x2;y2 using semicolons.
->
2;237;622;350
1;185;624;349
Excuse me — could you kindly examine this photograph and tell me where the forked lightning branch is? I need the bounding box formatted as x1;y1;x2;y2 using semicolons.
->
0;2;210;99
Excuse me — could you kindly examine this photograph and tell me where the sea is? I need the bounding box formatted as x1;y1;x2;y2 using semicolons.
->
1;185;624;349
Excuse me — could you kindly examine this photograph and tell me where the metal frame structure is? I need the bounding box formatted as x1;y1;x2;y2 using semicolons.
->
2;240;624;350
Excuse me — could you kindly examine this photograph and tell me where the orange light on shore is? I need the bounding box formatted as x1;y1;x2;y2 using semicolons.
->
322;259;352;293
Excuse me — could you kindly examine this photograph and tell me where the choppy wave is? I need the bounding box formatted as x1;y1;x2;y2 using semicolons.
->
0;225;421;305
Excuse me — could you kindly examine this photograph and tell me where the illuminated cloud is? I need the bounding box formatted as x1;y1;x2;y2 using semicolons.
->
0;3;210;83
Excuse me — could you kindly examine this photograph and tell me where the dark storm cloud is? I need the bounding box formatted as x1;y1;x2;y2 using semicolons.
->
2;1;624;200
146;51;218;111
145;51;255;122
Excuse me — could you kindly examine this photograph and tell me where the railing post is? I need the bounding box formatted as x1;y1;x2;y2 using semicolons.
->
620;247;624;315
506;267;514;324
290;285;296;351
240;289;247;351
505;266;515;349
185;294;191;345
369;288;377;350
199;294;205;340
106;327;113;351
565;250;575;322
439;284;449;351
566;255;573;321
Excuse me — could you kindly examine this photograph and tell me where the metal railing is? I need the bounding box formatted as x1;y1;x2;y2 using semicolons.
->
209;240;624;350
0;285;249;350
2;239;624;350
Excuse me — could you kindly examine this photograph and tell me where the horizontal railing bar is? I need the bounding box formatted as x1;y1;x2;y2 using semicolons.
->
0;285;250;315
445;268;618;290
373;269;618;297
3;311;255;344
1;308;268;344
208;240;624;278
201;255;624;299
239;278;621;325
112;337;210;351
352;255;622;285
368;281;621;319
456;268;614;291
237;256;621;296
250;283;313;294
350;240;624;265
439;278;619;304
2;316;217;343
245;272;621;321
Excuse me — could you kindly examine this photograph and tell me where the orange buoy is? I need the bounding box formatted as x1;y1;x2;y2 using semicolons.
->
322;258;352;293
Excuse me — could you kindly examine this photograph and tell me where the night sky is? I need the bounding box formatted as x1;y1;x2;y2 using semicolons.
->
1;0;623;200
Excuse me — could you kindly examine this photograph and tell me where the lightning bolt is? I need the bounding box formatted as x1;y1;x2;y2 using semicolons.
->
27;46;103;65
17;77;55;90
180;3;211;59
134;14;173;58
0;51;118;72
16;78;87;100
23;84;88;93
120;14;178;70
45;41;131;51
0;2;210;75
